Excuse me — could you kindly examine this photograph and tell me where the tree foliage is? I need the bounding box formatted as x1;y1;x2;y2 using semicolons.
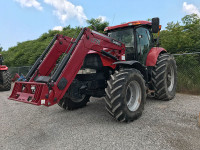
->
1;15;200;67
160;14;200;53
86;18;109;33
2;18;108;67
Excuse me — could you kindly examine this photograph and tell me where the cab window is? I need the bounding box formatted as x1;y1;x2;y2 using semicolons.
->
136;27;153;64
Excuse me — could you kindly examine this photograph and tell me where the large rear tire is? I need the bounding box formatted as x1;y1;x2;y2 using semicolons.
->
152;53;177;100
0;70;11;91
104;68;146;122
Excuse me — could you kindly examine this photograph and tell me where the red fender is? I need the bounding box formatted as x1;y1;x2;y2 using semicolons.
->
146;47;167;66
0;65;8;71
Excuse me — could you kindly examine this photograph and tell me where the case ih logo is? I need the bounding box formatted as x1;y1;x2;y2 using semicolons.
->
112;39;121;46
91;38;100;45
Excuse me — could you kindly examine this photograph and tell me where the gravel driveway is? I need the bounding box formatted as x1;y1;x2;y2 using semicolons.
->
0;90;200;150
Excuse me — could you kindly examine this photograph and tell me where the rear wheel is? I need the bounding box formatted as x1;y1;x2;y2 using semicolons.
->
0;70;11;91
104;68;146;122
152;53;177;100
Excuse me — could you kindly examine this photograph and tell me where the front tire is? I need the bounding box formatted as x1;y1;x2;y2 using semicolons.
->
152;53;177;100
58;80;90;110
58;95;90;110
104;68;146;122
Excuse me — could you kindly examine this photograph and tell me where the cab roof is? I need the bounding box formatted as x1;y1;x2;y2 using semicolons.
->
104;21;151;31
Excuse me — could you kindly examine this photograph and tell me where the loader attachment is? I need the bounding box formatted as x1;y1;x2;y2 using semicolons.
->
9;27;125;106
9;82;49;106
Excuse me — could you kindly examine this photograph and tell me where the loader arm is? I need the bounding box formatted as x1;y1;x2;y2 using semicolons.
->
9;27;125;106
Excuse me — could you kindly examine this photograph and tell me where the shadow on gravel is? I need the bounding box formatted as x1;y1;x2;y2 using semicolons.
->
51;96;169;125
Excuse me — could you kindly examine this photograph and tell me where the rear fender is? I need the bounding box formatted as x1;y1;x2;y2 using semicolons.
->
0;65;8;71
113;61;148;82
146;47;167;66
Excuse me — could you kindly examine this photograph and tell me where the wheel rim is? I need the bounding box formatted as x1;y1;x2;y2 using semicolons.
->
126;81;141;112
71;94;86;103
167;65;175;92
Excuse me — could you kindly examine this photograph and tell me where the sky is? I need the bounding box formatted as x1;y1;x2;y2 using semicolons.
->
0;0;200;50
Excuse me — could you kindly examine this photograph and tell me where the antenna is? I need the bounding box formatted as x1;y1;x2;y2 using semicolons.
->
112;14;116;25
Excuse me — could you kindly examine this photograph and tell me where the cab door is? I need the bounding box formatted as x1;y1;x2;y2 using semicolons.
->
135;27;153;65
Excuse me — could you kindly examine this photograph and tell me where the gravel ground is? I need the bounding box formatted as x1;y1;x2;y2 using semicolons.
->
0;90;200;150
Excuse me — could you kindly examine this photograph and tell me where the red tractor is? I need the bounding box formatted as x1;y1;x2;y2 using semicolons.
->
0;54;11;91
9;18;177;122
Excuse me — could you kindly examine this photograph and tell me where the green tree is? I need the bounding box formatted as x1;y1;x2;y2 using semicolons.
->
181;14;200;51
3;15;200;67
0;45;3;52
182;14;200;25
87;18;109;33
160;14;200;53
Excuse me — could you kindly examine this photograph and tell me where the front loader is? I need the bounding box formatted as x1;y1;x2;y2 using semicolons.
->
9;18;177;122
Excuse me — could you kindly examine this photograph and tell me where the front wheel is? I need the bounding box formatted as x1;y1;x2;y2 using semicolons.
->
104;68;146;122
58;95;90;110
58;79;90;110
152;53;177;100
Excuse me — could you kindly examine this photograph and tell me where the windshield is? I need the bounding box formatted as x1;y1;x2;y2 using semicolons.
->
108;28;134;47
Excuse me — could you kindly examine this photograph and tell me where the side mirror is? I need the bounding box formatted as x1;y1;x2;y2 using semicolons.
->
152;17;160;33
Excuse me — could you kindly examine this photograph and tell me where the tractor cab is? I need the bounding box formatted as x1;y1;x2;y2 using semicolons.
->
105;18;160;65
